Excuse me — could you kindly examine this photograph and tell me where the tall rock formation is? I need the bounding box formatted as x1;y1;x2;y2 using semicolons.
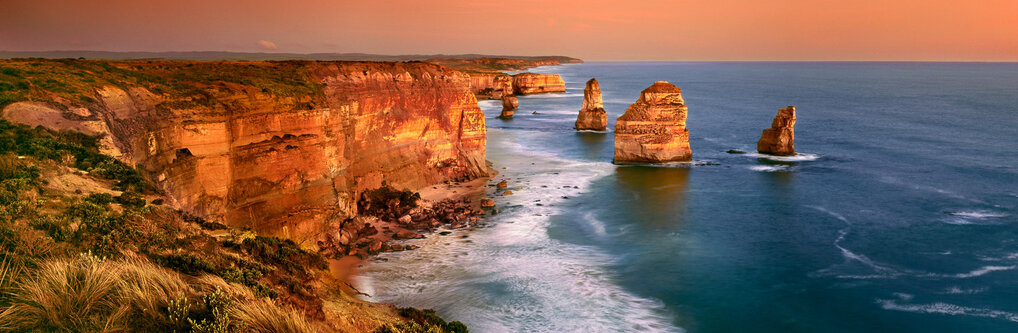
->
511;73;566;95
613;81;692;164
574;78;607;131
499;96;518;119
757;106;797;156
0;60;487;240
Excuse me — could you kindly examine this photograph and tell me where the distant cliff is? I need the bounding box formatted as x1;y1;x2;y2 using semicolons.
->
426;57;576;100
426;56;582;73
0;59;487;239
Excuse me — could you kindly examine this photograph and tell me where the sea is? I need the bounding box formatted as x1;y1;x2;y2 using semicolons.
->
354;62;1018;332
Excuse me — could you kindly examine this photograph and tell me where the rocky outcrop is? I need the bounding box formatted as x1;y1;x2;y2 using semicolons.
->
757;106;796;156
512;73;566;95
613;81;692;164
469;72;513;99
0;60;488;240
467;72;567;99
498;96;518;119
574;78;607;131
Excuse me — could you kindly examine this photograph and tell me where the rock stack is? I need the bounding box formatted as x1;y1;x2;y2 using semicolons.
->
757;106;796;155
512;73;566;94
613;81;692;164
498;96;518;119
575;78;608;131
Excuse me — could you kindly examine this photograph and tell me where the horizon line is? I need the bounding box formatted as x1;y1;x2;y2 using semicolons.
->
2;49;1017;63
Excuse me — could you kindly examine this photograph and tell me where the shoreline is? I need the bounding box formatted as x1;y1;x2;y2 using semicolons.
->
327;171;495;292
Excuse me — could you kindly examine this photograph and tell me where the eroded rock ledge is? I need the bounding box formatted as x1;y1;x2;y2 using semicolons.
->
468;72;567;99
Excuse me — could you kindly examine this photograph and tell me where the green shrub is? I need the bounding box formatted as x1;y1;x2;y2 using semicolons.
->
157;253;217;275
395;307;468;333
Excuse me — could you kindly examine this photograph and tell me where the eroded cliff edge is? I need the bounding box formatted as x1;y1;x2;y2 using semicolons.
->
0;59;488;239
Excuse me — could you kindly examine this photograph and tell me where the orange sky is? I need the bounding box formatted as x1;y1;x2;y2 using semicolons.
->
1;0;1016;61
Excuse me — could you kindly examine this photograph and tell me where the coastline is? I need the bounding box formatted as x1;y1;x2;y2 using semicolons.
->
330;59;563;291
328;175;493;286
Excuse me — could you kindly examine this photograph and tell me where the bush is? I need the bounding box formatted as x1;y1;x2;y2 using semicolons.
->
157;253;217;275
395;307;468;333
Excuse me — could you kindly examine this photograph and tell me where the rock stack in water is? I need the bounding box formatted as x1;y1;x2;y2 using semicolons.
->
575;78;608;131
613;81;692;164
757;106;796;156
498;96;518;119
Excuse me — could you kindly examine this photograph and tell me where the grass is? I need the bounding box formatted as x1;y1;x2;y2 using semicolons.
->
0;255;317;332
0;58;471;332
0;59;325;111
0;118;329;329
231;299;314;333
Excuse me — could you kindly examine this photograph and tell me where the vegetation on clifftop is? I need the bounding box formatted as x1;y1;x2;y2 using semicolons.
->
0;58;324;110
0;118;466;332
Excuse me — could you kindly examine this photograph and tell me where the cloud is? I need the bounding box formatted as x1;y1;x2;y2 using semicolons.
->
256;40;279;50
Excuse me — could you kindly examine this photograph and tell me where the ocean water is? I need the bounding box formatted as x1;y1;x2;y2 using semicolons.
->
355;62;1018;332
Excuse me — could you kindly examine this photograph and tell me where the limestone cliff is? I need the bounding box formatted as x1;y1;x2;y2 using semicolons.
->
0;59;487;239
575;78;607;131
469;72;513;99
512;73;566;95
467;72;567;99
499;96;518;119
757;106;796;156
427;57;582;73
613;81;692;164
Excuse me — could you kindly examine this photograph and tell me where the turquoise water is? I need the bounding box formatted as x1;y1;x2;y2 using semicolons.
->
357;62;1018;332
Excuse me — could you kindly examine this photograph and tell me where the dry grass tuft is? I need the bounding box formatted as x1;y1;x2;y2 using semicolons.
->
232;299;316;333
0;254;129;332
0;255;319;332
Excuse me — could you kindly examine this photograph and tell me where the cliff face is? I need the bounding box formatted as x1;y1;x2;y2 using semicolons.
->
613;81;692;164
0;60;487;239
427;57;582;73
512;73;566;95
467;72;567;99
575;78;607;131
757;106;796;156
469;73;513;99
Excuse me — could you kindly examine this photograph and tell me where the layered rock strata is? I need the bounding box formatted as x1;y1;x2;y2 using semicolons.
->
499;96;518;119
469;72;513;99
613;81;692;163
574;78;608;131
512;73;566;95
467;72;566;99
757;106;796;156
0;60;488;239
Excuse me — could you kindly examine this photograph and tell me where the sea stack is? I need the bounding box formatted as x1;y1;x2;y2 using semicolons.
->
757;106;796;156
613;81;692;164
575;78;608;131
498;96;518;119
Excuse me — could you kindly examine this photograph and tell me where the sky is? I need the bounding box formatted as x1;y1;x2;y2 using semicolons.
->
1;0;1016;61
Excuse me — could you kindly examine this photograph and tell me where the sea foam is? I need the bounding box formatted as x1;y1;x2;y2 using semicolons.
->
355;128;683;332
